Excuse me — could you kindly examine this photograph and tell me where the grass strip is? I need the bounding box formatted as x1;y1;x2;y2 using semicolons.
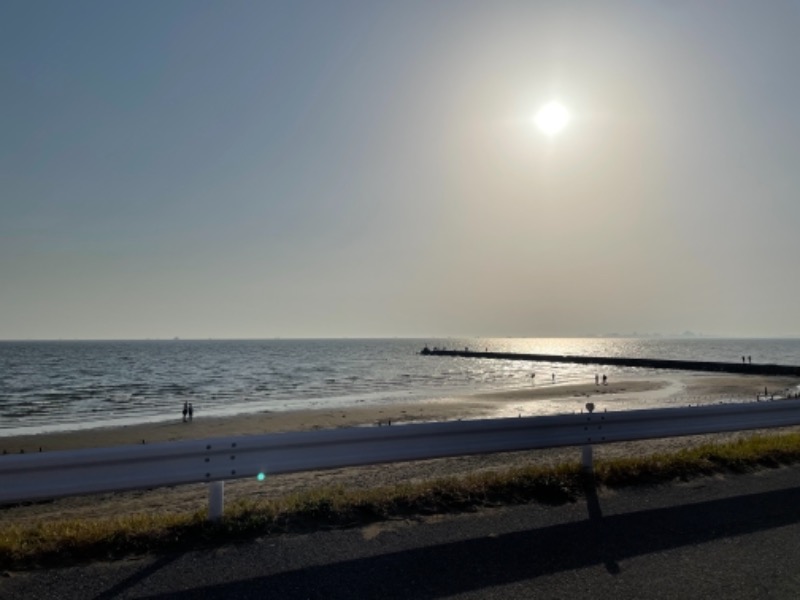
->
2;431;800;570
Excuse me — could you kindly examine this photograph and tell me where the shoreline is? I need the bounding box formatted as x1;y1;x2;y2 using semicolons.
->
2;373;797;454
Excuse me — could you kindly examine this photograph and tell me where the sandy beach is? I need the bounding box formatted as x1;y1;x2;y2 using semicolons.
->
0;379;670;454
2;374;799;524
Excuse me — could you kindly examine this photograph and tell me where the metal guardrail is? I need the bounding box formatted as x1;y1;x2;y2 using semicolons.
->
2;398;800;518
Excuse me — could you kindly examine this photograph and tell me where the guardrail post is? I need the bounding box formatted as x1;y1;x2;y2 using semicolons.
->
208;481;225;521
582;445;594;473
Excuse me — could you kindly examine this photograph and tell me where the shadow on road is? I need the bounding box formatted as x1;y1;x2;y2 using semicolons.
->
138;483;800;599
583;472;622;575
91;554;180;600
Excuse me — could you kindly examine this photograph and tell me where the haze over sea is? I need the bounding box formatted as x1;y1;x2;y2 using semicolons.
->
2;338;800;438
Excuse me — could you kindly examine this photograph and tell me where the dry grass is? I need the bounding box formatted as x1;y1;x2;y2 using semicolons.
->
3;431;800;571
594;431;800;485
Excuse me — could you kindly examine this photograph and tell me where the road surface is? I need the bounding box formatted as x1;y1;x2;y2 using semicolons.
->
3;465;800;599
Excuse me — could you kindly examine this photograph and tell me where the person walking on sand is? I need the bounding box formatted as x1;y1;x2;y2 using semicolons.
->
188;403;194;422
182;401;188;422
595;374;599;385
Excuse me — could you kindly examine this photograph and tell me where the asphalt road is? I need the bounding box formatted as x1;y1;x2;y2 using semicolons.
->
3;465;800;599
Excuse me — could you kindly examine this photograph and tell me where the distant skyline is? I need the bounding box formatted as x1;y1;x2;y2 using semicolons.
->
3;1;800;340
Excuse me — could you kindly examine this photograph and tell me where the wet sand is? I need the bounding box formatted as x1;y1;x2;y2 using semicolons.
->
1;374;798;524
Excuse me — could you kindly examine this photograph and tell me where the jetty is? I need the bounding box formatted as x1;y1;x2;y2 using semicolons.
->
419;347;800;377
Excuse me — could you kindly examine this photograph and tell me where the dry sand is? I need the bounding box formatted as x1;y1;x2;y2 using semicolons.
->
2;374;798;525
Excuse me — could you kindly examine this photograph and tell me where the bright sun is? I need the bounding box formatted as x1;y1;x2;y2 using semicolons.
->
534;102;570;136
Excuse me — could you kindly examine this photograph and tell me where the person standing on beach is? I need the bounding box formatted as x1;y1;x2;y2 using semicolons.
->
182;401;188;422
188;403;194;422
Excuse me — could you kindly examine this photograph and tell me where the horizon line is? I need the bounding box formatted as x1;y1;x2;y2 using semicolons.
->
2;334;800;343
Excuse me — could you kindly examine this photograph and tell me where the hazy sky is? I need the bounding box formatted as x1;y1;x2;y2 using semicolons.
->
2;1;799;340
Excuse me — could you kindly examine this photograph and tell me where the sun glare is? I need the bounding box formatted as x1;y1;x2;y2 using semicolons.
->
534;102;570;136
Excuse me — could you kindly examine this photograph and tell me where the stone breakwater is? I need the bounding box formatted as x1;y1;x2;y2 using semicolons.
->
420;348;800;376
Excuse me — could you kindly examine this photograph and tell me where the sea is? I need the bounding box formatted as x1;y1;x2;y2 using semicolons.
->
2;337;800;437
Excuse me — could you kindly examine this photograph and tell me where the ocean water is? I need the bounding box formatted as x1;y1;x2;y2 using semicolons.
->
1;337;799;436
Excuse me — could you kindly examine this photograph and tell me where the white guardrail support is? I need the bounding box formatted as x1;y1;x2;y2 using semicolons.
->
2;398;800;520
208;481;224;522
581;445;594;473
